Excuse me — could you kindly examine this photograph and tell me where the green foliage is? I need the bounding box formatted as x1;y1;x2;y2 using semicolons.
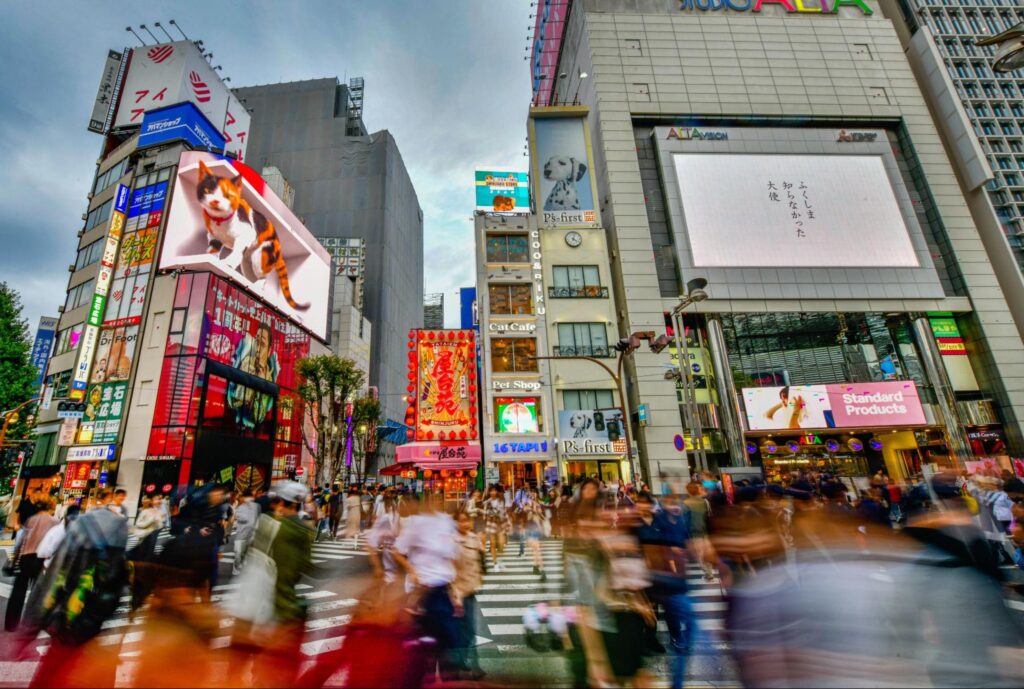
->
351;396;382;484
296;354;366;486
0;283;39;494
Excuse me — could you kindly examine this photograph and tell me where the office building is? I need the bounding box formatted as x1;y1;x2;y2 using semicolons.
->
233;78;425;429
424;292;445;329
529;0;1024;490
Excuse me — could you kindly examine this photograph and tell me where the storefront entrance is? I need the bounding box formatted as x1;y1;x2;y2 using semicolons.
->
496;461;556;491
565;459;628;486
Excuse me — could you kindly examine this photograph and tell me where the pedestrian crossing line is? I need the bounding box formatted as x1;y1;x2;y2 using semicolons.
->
308;598;359;614
480;582;565;591
486;618;725;638
299;590;337;601
310;552;352;561
483;574;565;581
487;567;564;574
478;593;576;603
301;633;346;656
304;614;351;632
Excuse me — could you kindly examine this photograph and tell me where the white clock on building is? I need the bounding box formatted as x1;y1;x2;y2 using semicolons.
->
564;231;583;247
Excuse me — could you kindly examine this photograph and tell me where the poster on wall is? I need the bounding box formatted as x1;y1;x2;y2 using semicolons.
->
672;153;920;268
475;169;530;213
530;112;599;227
495;397;540;433
412;329;478;442
90;325;138;384
30;316;58;388
557;408;626;456
743;381;927;431
160;152;331;340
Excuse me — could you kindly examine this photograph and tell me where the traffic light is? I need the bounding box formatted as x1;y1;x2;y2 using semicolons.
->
606;419;621;441
593;411;606;432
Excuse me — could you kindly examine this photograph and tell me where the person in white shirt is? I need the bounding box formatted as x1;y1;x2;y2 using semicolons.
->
37;505;82;567
392;493;460;677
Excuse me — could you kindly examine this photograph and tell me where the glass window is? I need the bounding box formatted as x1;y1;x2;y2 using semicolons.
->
92;157;129;196
491;338;538;373
75;239;104;270
201;373;274;439
49;369;72;398
485;234;529;263
84;199;113;231
552;266;601;289
64;278;96;311
489;284;533;315
562;389;616;411
54;323;84;356
556;323;609;357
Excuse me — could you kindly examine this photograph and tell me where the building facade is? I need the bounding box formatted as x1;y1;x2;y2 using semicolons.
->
532;0;1024;489
26;40;331;512
233;79;425;430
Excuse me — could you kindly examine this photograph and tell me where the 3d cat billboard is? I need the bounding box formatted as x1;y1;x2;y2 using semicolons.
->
160;152;331;341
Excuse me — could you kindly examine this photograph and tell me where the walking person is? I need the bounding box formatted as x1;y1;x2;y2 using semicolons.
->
342;486;362;547
4;497;57;631
453;509;486;680
130;496;166;562
231;490;260;576
683;481;715;580
523;489;547;580
327;484;343;540
465;488;486;551
392;492;461;680
483;485;510;571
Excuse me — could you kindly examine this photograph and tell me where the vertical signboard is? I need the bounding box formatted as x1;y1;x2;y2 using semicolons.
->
104;181;164;327
529;107;600;227
409;329;478;442
30;316;59;388
929;314;980;391
88;50;124;134
70;184;130;401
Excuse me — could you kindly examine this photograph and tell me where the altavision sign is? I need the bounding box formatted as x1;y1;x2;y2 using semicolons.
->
680;0;872;13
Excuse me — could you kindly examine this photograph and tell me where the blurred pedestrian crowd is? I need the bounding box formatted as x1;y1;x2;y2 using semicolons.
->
0;466;1022;688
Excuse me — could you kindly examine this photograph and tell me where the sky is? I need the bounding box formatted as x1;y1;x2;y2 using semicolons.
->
0;1;533;331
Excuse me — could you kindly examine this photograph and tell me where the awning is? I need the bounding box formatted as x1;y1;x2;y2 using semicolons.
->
379;458;478;476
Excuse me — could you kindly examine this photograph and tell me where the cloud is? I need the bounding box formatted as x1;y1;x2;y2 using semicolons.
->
0;1;533;334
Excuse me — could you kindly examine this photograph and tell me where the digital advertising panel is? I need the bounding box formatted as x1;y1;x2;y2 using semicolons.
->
475;169;530;213
90;325;139;384
79;381;128;445
529;109;600;227
160;152;332;340
672;154;919;268
495;396;540;433
410;329;478;442
743;381;927;431
138;102;226;152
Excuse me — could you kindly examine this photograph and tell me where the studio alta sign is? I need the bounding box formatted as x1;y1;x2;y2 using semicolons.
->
679;0;872;14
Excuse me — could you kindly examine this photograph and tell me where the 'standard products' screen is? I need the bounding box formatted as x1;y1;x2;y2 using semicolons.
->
672;154;920;268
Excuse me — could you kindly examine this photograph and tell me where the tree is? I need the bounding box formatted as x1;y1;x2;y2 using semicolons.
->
0;283;40;494
350;396;382;485
296;354;365;488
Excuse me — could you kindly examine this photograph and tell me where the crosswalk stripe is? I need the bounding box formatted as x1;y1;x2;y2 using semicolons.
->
305;614;351;631
480;582;565;591
311;553;352;561
482;574;565;581
300;634;346;656
478;593;575;603
308;598;359;614
299;590;337;601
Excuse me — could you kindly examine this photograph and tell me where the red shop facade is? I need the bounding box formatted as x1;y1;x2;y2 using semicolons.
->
142;273;310;500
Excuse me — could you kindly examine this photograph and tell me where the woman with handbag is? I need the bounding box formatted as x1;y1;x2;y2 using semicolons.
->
4;497;57;631
483;485;510;571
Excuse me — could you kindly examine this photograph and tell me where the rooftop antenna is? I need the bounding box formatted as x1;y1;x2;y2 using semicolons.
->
139;24;159;43
153;21;174;42
168;19;188;40
125;26;145;45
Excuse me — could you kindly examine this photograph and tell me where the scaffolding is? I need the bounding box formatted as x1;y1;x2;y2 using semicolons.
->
347;77;364;136
424;292;445;329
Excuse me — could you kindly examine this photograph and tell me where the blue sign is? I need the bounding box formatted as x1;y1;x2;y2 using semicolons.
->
493;440;549;454
459;287;477;331
113;183;130;215
30;317;58;388
99;471;109;484
138;102;226;152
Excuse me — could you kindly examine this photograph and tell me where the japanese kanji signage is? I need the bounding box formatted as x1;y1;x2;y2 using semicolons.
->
112;41;250;160
88;50;123;134
409;330;478;442
78;381;128;445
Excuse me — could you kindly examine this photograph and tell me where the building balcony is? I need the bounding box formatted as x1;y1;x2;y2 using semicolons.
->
552;345;612;358
548;285;609;299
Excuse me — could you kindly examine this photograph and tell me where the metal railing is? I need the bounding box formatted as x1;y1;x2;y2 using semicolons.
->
548;286;608;298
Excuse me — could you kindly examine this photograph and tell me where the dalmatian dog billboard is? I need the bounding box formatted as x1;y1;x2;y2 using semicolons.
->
531;113;599;227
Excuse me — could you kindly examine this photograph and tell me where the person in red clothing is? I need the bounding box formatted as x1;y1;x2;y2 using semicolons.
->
886;477;904;526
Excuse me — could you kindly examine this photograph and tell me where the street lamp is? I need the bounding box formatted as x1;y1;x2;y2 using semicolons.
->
531;330;661;485
671;278;710;474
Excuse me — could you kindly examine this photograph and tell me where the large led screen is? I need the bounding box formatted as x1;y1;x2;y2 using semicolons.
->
160;152;331;340
673;154;919;268
743;381;927;431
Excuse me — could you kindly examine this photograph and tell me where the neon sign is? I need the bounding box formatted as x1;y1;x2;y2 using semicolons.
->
679;0;872;14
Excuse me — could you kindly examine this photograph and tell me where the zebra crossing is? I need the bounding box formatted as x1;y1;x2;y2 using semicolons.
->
473;539;730;654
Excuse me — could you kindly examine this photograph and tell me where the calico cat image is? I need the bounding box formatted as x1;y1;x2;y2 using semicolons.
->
195;159;309;310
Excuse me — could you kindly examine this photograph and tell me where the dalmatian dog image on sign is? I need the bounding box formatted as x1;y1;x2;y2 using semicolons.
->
568;411;593;438
543;156;587;211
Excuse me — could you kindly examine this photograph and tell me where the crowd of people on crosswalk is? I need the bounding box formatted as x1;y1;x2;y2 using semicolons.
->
2;467;1024;688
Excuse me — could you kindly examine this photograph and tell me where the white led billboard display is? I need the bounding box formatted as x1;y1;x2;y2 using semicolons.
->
672;154;920;268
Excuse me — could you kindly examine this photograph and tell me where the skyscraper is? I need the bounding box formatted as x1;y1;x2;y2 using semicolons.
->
233;78;425;428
